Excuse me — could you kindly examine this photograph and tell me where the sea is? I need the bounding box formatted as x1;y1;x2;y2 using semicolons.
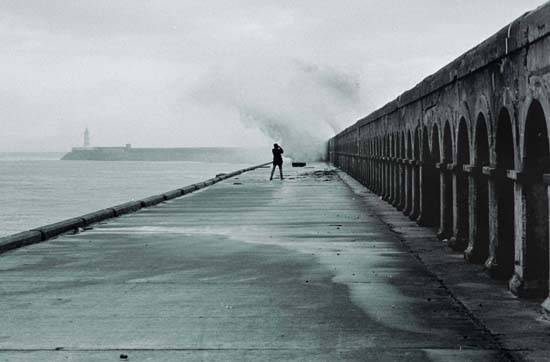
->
0;152;258;237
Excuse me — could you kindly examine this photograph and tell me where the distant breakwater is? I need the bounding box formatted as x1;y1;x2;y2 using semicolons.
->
62;146;267;163
0;162;270;255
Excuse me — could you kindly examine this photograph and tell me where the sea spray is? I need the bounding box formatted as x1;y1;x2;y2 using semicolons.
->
190;59;366;161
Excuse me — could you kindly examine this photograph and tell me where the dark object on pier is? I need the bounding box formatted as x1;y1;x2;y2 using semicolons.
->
292;162;306;167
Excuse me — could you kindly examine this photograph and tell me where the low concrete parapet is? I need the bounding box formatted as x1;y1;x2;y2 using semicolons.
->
80;208;116;226
0;230;43;253
181;185;198;194
0;161;270;256
110;201;143;216
140;194;166;207
32;218;86;240
163;189;183;200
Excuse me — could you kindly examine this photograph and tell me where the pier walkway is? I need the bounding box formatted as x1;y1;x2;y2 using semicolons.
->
0;163;524;361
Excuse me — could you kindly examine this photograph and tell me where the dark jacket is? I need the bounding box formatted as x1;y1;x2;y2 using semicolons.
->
272;147;284;165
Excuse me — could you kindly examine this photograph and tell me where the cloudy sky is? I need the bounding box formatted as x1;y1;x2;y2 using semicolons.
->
0;0;544;152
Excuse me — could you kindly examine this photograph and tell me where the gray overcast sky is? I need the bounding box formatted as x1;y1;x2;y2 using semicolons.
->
0;0;545;152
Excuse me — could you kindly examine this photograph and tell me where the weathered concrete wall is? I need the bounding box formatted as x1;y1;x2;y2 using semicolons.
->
0;163;270;254
328;2;550;314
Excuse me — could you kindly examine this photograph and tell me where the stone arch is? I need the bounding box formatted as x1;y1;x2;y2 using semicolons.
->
519;77;550;165
456;102;473;162
431;122;443;162
474;94;493;158
492;107;515;279
521;99;550;297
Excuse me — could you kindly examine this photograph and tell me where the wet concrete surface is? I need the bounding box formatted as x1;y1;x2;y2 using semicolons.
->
0;163;508;361
338;171;550;362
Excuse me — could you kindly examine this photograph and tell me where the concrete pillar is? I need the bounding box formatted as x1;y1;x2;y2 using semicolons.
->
389;159;393;201
364;158;368;185
392;160;400;207
386;159;391;200
380;157;386;200
388;159;394;203
397;160;405;210
403;162;412;215
367;155;373;190
371;157;375;190
390;159;396;204
409;161;420;220
482;167;499;273
396;160;401;206
364;156;368;185
370;157;375;191
375;158;379;193
509;172;527;296
382;159;389;200
415;163;426;224
542;175;550;317
376;158;381;194
448;164;465;250
436;163;450;240
464;165;485;263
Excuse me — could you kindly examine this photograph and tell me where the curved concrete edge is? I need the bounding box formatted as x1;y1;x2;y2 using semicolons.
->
181;185;197;194
0;230;43;253
31;218;86;240
140;194;166;207
163;189;183;200
110;201;143;216
80;209;116;225
0;161;271;256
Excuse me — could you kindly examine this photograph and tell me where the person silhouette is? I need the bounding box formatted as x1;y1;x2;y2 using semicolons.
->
270;143;284;180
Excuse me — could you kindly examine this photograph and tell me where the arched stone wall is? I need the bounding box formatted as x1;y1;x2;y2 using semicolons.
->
328;3;550;315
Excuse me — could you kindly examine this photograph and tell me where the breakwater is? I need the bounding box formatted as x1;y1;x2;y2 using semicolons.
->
62;146;267;163
0;162;270;255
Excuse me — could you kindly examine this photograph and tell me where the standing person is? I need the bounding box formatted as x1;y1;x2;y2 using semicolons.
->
270;143;284;180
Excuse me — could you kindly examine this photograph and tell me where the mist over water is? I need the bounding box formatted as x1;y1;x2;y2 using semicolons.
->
191;59;365;161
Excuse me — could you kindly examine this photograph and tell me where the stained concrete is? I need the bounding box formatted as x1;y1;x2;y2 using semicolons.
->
338;171;550;362
0;163;507;361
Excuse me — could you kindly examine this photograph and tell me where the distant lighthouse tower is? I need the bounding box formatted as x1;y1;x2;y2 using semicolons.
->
83;127;90;148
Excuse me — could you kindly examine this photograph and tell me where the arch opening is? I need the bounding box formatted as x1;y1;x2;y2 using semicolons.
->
418;125;439;225
523;100;550;296
494;109;515;279
455;118;471;251
471;114;490;262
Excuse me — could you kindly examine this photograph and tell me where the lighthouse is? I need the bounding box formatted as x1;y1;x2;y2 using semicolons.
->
83;127;90;148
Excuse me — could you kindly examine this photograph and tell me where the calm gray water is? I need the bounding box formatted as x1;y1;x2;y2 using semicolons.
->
0;153;255;237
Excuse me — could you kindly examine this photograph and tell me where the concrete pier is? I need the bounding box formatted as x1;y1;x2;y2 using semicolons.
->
0;163;526;361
